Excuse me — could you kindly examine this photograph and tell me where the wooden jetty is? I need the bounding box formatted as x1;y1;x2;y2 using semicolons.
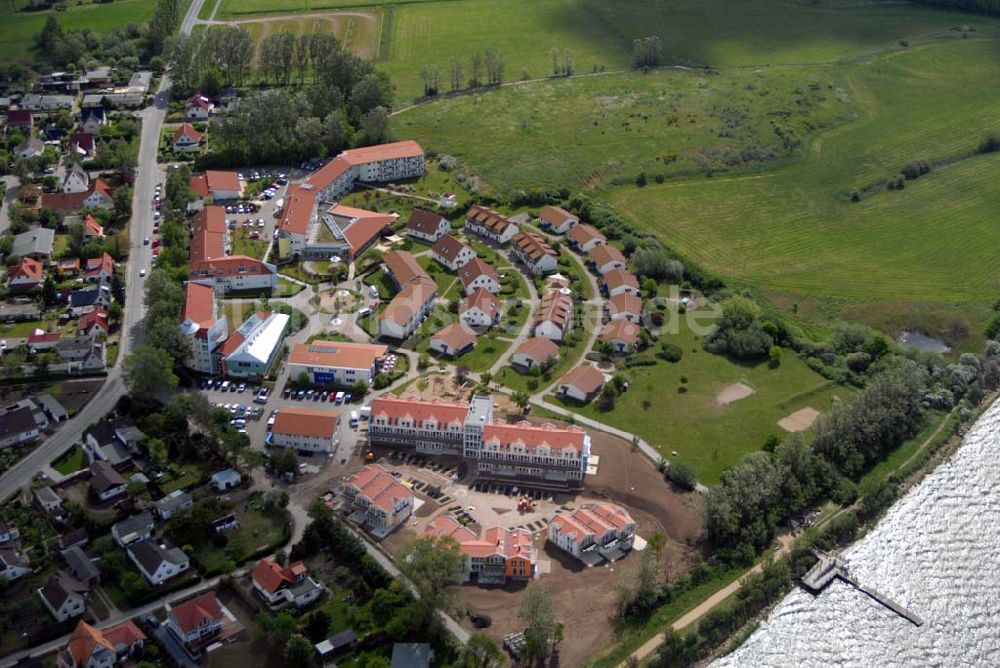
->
801;549;924;627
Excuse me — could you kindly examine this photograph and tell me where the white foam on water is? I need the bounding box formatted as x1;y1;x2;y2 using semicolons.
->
715;399;1000;667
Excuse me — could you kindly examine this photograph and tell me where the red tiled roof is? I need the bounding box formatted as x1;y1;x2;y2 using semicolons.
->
483;421;586;453
370;394;469;426
340;140;424;165
431;234;470;263
346;463;413;512
540;205;577;228
423;515;478;543
405;208;446;235
187;94;211;110
189;206;226;263
601;320;640;344
589;243;626;267
458;257;499;289
328;204;394;254
383;250;429;285
170;592;223;634
189;255;275;279
59;257;81;272
559;365;604;394
603;268;639;291
251;557;306;594
5;110;32;127
189;174;210;198
305;157;351;192
85;253;114;275
65;621;114;667
181;281;215;329
460;288;499;319
92;179;112;200
205;170;240;193
465;205;516;234
216;330;244;356
69;132;95;154
79;307;109;334
534;291;572;329
173;123;202;143
277;184;317;236
272;408;340;438
9;257;43;283
83;214;103;237
608;292;643;316
514;337;559;363
288;340;387;369
41;190;88;212
431;322;476;351
512;231;556;263
101;620;146;652
28;330;61;344
380;279;436;326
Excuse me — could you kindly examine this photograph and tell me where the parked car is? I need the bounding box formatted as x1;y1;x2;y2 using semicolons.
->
334;391;345;404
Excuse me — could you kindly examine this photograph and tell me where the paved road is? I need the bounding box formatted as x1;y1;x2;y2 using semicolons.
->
0;175;19;235
0;0;206;503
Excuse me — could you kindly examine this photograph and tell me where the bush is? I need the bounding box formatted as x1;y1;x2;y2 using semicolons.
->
658;341;683;362
978;131;1000;154
666;461;698;491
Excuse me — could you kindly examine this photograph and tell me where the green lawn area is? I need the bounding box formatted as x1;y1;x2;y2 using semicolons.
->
52;445;86;475
416;254;459;296
553;306;850;485
609;38;1000;347
275;277;305;297
337;160;475;217
218;0;390;17
160;461;212;494
194;502;291;574
230;227;267;259
495;304;597;393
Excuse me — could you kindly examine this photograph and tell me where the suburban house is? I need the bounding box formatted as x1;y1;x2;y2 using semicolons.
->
304;140;425;202
12;228;55;259
61;546;100;586
511;231;559;275
178;281;229;375
155;490;193;521
342;464;414;538
511;337;559;370
533;291;573;341
547;502;636;565
58;619;146;668
63;163;91;194
39;571;89;622
85;421;132;469
189;170;241;201
315;630;359;663
603;268;641;298
216;311;290;379
0;399;49;447
429;322;477;358
56;334;107;371
185;93;214;119
405;208;450;243
69;132;96;159
0;548;31;581
89;461;127;502
5;109;33;134
6;257;43;292
15;136;44;159
607;292;643;323
82;214;104;240
459;288;501;329
458;257;500;295
464;205;519;245
601;320;641;353
59;257;82;277
78;308;110;337
379;250;438;340
79;106;106;134
41;179;114;212
251;557;323;609
211;468;241;492
35;486;64;515
165;591;225;649
368;394;590;490
126;540;190;585
423;515;536;585
270;408;342;453
539;205;579;234
287;340;388;387
431;234;476;271
111;512;154;547
272;184;316;258
557;365;606;403
172;123;202;152
589;244;628;274
85;253;114;282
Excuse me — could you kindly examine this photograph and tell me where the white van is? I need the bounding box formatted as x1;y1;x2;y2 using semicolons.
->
350;411;359;428
357;307;372;318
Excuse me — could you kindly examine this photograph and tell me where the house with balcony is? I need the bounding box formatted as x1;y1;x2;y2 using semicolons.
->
342;464;414;538
538;205;578;234
423;515;535;585
547;502;636;566
511;231;558;275
251;557;323;609
464;205;519;245
165;592;225;650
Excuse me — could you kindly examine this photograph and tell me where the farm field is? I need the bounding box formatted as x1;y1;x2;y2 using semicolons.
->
608;38;1000;344
378;0;998;101
233;10;380;60
555;306;849;485
216;0;404;17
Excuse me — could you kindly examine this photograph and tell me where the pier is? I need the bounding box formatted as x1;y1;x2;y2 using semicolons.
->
801;549;924;627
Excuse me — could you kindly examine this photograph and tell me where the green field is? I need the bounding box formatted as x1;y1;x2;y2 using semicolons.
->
555;306;850;485
237;10;380;60
217;0;402;17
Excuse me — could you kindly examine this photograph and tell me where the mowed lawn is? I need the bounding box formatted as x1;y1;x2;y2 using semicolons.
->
380;0;995;100
217;0;405;17
557;307;849;485
609;39;1000;342
396;65;853;192
237;11;380;60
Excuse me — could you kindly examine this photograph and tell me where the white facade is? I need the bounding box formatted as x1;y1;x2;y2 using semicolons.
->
41;589;86;622
433;244;476;271
460;305;498;329
271;424;340;454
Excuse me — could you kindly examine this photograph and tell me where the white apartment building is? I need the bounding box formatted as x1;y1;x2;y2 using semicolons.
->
270;408;341;453
548;502;636;565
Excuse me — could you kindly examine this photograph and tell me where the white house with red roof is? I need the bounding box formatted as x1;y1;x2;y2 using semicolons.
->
431;234;476;271
189;170;242;201
557;365;605;403
172;123;202;152
179;281;229;375
533;291;573;341
429;322;476;358
251;557;323;609
567;223;606;253
607;292;643;323
82;214;104;240
405;208;449;243
28;329;62;351
464;205;519;245
84;253;114;283
459;288;500;329
511;337;559;370
511;231;558;275
603;268;640;298
270;407;341;453
475;421;590;487
539;205;578;234
6;257;44;292
165;591;225;649
342;464;414;538
59;619;146;668
368;395;472;456
601;320;641;354
458;257;500;296
548;502;636;565
185;93;214;120
423;516;535;585
589;244;628;275
78;307;109;337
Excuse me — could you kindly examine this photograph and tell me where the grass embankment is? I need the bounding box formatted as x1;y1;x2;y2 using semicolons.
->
52;446;86;475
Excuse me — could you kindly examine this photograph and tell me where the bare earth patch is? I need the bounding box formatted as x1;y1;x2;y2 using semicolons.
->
778;406;820;432
716;381;756;406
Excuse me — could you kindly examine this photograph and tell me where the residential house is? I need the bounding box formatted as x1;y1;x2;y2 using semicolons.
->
58;619;146;668
459;288;500;329
189;170;241;201
187;257;278;294
464;205;519;245
276;197;395;262
539;205;578;234
78;308;109;337
155;491;193;521
39;572;89;622
0;520;18;544
511;337;559;370
111;511;154;547
251;557;323;609
302;140;425;204
270;408;341;454
0;399;49;448
423;515;535;585
603;268;640;298
511;231;558;275
5;109;32;134
404;208;449;243
69;132;96;160
342;464;414;538
391;643;433;668
69;286;106;317
79;107;106;134
557;365;605;403
589;244;628;275
59;257;82;277
35;486;64;515
172;123;202;152
379;250;437;340
601;320;641;354
126;540;190;585
89;460;126;502
61;546;100;586
36;394;69;423
607;292;643;323
185;93;213;120
547;502;636;565
287;340;388;387
431;234;476;271
165;592;224;648
12;228;55;259
15;137;44;159
41;179;114;212
211;468;241;492
178;280;229;375
57;334;106;370
6;257;43;293
84;253;114;282
63;164;90;194
82;214;104;240
0;548;31;581
458;257;500;296
429;322;476;358
533;291;573;341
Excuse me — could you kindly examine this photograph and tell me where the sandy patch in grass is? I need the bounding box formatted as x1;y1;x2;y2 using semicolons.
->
778;406;820;432
716;381;756;405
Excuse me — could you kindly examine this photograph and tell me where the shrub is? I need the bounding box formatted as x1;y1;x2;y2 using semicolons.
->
666;462;698;491
978;131;1000;154
658;341;683;362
